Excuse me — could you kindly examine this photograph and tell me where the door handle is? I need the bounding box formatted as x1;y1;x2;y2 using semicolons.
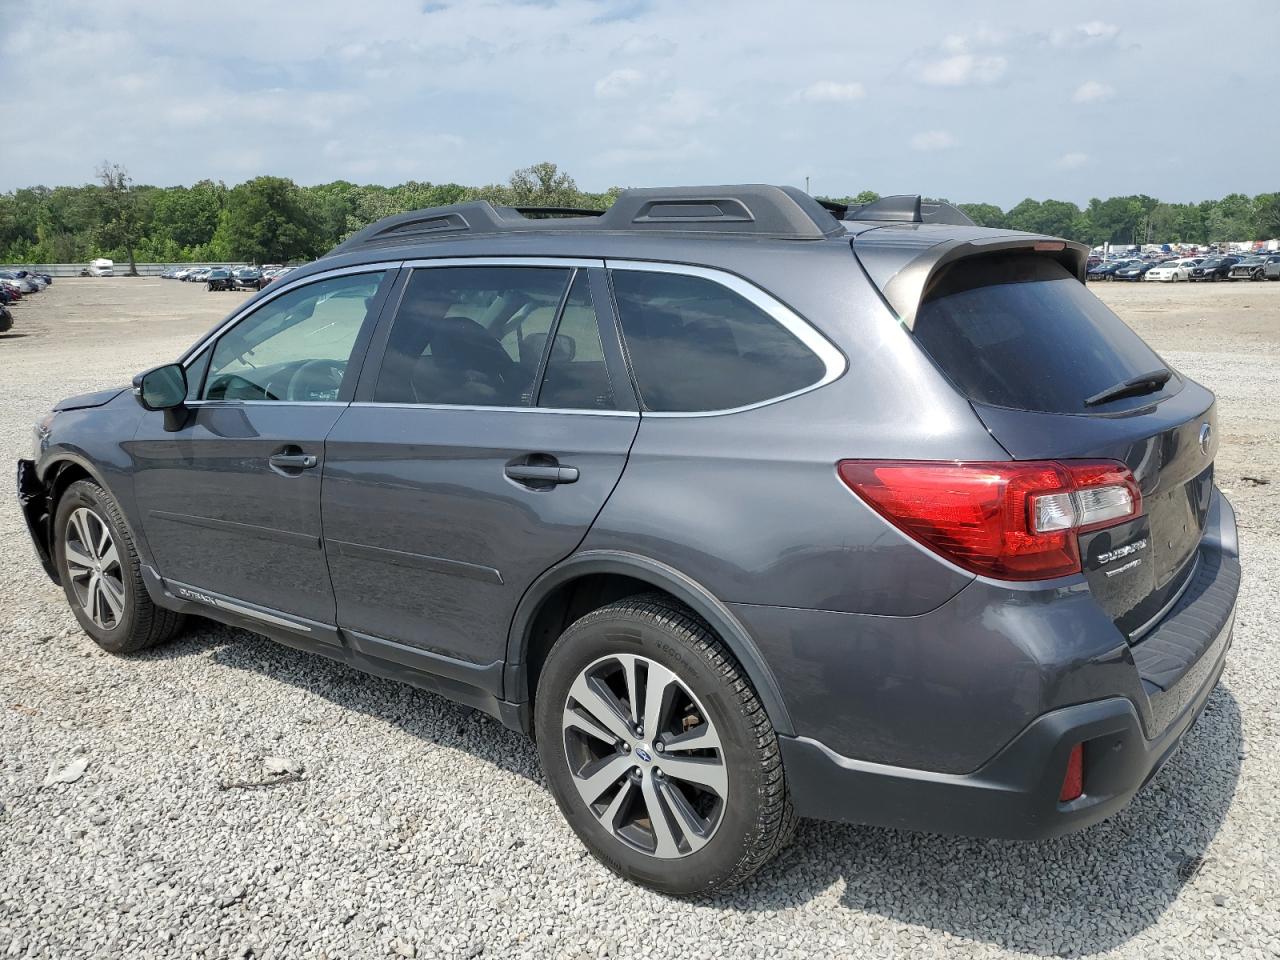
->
269;452;318;472
505;464;579;485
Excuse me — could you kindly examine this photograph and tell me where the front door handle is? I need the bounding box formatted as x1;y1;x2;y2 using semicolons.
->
505;463;579;485
269;452;318;473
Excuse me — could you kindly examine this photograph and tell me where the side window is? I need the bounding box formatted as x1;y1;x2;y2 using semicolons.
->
373;266;571;406
204;272;384;402
610;269;827;413
538;272;615;410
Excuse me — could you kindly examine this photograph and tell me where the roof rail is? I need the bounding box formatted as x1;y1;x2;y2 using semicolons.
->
844;195;976;227
325;184;844;256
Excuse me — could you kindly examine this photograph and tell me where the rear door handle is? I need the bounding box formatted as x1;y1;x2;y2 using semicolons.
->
269;453;318;471
505;464;579;485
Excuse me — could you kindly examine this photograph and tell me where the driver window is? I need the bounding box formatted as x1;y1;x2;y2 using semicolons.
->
203;271;385;402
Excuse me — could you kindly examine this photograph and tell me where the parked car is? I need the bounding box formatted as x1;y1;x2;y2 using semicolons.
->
1144;258;1203;283
0;301;12;334
16;186;1238;896
232;266;263;290
1086;259;1140;281
1265;256;1280;281
1188;256;1240;281
0;271;39;294
185;268;212;283
83;258;114;277
1227;255;1280;281
1112;261;1159;281
205;269;235;292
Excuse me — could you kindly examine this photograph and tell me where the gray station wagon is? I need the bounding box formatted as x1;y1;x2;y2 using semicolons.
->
17;186;1240;895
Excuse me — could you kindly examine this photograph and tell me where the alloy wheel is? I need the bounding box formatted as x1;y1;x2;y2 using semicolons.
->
64;507;125;630
561;654;727;859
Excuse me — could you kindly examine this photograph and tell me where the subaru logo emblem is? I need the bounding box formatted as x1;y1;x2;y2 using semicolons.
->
1199;422;1212;456
634;746;653;763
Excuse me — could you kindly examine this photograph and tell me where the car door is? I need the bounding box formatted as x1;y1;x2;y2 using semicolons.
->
129;267;395;623
320;259;639;670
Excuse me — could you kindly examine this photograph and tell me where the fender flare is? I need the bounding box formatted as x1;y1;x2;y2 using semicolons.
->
35;451;154;572
502;550;795;737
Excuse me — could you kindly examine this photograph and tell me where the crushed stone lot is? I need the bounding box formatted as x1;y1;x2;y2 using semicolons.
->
1;277;1278;959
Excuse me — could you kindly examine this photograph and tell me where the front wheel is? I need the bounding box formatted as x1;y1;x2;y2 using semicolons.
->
54;480;186;653
535;595;794;896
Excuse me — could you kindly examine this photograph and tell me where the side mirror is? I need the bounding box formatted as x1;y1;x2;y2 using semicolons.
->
133;363;190;431
133;363;187;411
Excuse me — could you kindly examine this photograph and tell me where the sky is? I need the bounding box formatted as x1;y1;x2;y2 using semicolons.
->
2;0;1277;207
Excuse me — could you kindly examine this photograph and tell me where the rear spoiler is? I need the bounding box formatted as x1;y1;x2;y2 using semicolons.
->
870;235;1090;330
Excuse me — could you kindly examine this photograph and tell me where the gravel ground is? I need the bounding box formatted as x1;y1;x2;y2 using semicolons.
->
1;278;1278;960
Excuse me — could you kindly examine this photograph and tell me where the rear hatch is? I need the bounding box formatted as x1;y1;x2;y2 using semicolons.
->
854;232;1216;639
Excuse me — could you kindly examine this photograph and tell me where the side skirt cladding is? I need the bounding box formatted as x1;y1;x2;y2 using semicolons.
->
141;567;526;729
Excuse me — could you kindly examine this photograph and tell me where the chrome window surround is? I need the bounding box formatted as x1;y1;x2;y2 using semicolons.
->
178;256;848;419
603;259;847;418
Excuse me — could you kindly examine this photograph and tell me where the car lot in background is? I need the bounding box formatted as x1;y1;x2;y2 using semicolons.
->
1087;258;1141;280
1112;260;1162;281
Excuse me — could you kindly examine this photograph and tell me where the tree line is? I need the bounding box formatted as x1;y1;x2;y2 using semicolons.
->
2;161;1277;271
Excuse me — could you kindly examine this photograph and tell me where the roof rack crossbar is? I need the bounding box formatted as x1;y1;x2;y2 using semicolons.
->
324;184;845;256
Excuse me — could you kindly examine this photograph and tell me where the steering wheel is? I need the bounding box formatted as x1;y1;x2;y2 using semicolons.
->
286;358;347;401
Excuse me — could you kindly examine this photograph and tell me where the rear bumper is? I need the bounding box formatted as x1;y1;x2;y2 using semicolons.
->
17;458;59;582
782;624;1229;839
777;490;1239;839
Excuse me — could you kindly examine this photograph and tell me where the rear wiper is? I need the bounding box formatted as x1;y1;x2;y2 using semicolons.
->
1084;368;1173;408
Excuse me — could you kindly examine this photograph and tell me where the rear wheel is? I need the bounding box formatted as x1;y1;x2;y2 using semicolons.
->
54;480;185;654
535;595;794;895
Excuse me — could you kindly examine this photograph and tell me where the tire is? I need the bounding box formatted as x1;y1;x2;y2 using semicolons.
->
53;479;185;654
535;594;794;896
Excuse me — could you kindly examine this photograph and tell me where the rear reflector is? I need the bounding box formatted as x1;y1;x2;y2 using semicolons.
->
837;460;1141;581
1059;743;1085;802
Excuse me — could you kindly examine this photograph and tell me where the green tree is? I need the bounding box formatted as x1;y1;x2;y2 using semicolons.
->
95;162;146;275
505;162;582;207
1006;198;1082;239
1255;193;1280;240
957;202;1006;228
220;176;323;263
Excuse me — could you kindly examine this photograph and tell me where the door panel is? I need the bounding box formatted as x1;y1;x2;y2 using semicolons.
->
130;403;345;619
322;408;638;663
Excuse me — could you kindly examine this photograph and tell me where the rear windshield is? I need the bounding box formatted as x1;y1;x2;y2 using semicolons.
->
912;254;1175;414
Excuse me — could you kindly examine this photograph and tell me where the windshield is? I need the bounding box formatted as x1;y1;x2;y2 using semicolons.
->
913;253;1176;415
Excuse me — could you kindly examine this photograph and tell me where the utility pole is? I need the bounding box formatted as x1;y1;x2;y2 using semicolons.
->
805;176;810;195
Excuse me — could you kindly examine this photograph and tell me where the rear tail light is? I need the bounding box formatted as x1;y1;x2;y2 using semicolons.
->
1059;743;1085;802
837;459;1141;581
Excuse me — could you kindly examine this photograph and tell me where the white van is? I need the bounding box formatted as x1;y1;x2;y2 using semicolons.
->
86;258;114;277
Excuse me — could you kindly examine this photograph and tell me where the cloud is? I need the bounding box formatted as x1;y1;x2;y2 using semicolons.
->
594;67;647;99
793;80;865;103
1051;20;1120;46
1057;152;1090;169
919;53;1007;86
615;34;676;57
911;130;957;151
1073;80;1114;102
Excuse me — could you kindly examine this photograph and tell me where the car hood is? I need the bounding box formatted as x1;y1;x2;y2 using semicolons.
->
53;386;127;411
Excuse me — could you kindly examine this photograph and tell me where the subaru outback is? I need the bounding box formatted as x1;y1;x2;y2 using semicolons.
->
17;186;1239;895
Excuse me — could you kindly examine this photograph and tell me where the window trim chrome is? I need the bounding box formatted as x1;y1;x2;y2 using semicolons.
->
179;261;403;367
400;256;605;270
603;258;848;418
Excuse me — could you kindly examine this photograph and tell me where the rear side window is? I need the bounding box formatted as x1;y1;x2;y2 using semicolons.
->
913;254;1174;414
374;266;571;406
610;270;826;413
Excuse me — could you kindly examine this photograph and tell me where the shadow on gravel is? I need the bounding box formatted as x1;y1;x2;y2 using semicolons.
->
141;619;542;782
711;686;1243;957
